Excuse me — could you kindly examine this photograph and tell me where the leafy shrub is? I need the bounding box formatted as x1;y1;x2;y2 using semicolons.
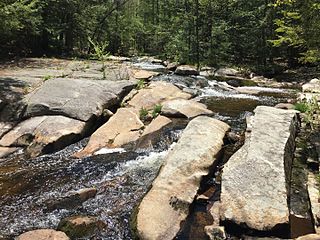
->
151;104;162;118
139;107;149;121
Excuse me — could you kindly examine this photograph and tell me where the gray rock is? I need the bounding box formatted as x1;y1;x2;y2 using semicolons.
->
0;116;86;157
136;116;230;240
220;106;299;232
175;65;199;76
302;79;320;93
23;78;136;122
215;67;241;77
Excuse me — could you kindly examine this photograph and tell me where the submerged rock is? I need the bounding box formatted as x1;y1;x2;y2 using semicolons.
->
161;98;213;119
0;115;86;157
46;188;97;211
136;116;230;240
23;78;136;122
58;216;105;239
175;65;199;76
17;229;69;240
220;106;299;235
74;108;144;157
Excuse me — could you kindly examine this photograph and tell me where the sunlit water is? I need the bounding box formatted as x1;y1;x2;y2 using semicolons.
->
0;131;181;239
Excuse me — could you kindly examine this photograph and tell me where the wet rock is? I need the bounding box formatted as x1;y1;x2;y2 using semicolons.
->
131;69;159;80
200;67;216;77
167;62;179;71
74;108;144;158
17;229;69;240
290;134;315;239
194;76;209;88
308;173;320;229
127;81;191;110
57;216;105;239
0;146;18;158
136;116;230;240
46;188;97;211
175;65;199;76
220;106;298;234
275;103;295;110
0;100;5;112
23;78;136;122
205;226;226;240
0;116;86;157
136;115;172;149
161;99;213;119
297;234;320;240
302;79;320;93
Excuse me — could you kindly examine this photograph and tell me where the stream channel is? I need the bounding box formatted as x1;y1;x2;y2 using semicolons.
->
0;64;299;239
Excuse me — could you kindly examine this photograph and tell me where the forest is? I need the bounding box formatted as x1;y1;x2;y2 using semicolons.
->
1;0;320;70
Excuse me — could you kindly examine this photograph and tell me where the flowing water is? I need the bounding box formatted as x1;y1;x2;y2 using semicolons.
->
0;70;299;239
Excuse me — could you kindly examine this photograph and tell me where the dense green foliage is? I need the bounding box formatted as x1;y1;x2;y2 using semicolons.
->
1;0;319;68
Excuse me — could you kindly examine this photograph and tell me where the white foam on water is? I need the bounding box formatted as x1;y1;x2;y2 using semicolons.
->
94;148;126;155
201;87;260;100
201;80;260;100
237;86;287;93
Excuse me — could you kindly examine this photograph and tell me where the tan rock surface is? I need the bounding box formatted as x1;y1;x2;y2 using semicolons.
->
127;81;191;110
161;98;213;118
75;108;144;157
136;116;230;240
17;229;69;240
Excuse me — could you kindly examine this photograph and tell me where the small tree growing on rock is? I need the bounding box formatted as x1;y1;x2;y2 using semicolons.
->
88;37;109;79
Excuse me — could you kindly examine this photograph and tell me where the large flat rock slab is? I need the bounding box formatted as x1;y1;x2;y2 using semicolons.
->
136;116;230;240
0;116;86;157
23;78;136;122
220;106;298;232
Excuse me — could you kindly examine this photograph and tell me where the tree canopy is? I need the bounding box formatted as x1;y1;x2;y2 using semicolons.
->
1;0;319;68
